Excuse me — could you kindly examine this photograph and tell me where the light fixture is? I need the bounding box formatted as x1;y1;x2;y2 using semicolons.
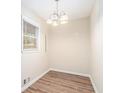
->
47;0;68;26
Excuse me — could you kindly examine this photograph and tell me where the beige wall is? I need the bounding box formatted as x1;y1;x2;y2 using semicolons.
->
21;6;49;87
47;18;91;74
90;0;103;93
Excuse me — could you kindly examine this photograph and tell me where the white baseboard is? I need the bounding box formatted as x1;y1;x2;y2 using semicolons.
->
50;68;98;93
88;75;98;93
50;68;90;77
21;69;50;92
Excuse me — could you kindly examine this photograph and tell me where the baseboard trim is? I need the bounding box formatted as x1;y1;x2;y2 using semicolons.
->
88;76;98;93
50;68;98;93
21;69;50;92
50;68;90;77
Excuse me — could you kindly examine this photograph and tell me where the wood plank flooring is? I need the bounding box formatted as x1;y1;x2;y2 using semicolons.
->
22;71;95;93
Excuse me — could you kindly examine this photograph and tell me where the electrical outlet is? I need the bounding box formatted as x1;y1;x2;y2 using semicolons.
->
24;79;26;85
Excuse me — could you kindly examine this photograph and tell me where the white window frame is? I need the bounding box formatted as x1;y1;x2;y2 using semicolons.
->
21;16;41;52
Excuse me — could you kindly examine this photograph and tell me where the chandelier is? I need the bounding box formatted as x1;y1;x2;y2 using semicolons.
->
47;0;68;26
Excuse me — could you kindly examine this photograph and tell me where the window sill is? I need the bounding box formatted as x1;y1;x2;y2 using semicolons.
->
22;48;41;53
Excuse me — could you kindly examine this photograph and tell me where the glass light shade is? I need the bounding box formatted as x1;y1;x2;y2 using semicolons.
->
52;21;58;26
51;14;58;20
60;20;68;24
60;15;68;21
47;19;52;24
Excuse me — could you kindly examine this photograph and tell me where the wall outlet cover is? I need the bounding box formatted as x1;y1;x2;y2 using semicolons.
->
24;79;26;85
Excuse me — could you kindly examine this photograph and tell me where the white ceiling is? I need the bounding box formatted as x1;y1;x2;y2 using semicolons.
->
22;0;95;20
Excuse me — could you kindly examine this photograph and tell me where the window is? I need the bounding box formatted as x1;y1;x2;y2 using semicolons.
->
22;16;40;51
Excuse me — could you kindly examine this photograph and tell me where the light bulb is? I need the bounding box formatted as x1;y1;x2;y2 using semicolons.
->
52;21;58;26
51;13;58;20
47;19;52;24
60;15;68;21
60;20;68;24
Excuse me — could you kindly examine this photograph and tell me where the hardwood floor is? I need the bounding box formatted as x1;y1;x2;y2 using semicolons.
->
22;71;95;93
